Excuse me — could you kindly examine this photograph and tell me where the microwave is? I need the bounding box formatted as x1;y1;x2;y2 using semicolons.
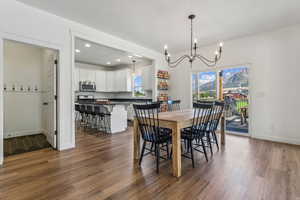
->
79;81;96;92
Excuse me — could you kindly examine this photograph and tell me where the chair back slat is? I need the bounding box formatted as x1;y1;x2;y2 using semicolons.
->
191;103;213;137
133;103;161;142
208;101;225;132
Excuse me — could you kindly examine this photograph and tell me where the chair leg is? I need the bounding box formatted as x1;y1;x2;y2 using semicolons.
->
213;131;219;150
200;137;208;162
207;133;213;156
150;142;154;153
156;143;160;173
190;140;195;168
139;141;146;166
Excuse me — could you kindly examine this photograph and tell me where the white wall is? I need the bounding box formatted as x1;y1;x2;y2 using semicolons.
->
170;24;300;145
3;41;44;138
0;0;167;163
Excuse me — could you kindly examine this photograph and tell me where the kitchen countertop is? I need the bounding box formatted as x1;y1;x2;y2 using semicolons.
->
107;98;152;102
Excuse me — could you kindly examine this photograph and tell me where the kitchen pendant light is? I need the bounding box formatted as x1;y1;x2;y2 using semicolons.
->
132;60;136;76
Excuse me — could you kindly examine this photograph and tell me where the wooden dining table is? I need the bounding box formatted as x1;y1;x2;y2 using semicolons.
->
133;109;225;178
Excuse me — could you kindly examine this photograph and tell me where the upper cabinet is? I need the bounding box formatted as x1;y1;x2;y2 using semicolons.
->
76;67;133;92
95;70;106;92
141;66;153;91
79;68;96;82
106;71;115;92
111;68;132;92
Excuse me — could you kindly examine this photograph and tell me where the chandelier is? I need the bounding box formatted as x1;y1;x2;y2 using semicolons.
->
164;14;223;68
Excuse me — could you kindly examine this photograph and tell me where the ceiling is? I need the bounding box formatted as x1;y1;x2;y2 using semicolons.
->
75;38;151;67
18;0;300;53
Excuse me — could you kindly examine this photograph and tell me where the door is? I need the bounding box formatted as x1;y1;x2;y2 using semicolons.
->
43;51;57;148
192;66;249;135
222;67;249;134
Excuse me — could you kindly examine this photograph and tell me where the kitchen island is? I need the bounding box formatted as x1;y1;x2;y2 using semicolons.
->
76;102;128;134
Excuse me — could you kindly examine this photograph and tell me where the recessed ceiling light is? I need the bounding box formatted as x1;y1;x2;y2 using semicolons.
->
85;43;91;48
75;49;81;53
134;54;142;58
128;55;133;58
106;62;111;65
116;59;121;62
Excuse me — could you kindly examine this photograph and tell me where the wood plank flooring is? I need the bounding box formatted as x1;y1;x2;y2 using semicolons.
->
0;127;299;200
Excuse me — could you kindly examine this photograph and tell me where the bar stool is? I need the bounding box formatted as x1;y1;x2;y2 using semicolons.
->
85;104;94;129
101;105;111;134
93;105;107;134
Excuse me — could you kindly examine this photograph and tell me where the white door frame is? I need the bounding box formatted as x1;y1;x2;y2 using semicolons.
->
192;63;253;137
70;31;159;145
0;32;63;164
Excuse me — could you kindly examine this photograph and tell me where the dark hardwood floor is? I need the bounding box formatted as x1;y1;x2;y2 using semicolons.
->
0;127;299;200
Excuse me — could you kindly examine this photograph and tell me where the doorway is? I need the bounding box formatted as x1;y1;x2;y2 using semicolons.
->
192;65;250;135
3;40;58;157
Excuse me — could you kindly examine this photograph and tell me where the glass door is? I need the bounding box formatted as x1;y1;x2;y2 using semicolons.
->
192;66;249;135
222;67;249;134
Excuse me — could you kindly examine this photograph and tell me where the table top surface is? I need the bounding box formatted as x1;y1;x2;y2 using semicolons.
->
157;109;194;122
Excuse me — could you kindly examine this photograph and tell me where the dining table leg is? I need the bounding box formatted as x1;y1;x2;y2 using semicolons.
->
172;123;181;177
133;118;140;160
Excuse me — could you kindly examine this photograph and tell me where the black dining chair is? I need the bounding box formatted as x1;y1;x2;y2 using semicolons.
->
168;100;181;111
181;103;213;167
133;103;172;173
206;101;224;154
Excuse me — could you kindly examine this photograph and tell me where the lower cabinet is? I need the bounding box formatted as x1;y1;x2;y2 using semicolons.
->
110;105;128;133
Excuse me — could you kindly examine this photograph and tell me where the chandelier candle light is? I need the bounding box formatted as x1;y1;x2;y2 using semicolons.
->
164;14;223;68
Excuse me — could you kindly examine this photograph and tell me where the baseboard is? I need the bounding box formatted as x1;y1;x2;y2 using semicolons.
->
0;157;3;165
4;129;44;139
59;142;75;151
252;134;300;145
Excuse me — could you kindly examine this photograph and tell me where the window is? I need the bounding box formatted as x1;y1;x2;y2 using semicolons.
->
193;71;217;101
133;74;145;97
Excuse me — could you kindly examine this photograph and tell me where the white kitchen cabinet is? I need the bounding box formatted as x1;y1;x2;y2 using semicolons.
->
116;68;132;92
106;71;115;92
76;68;132;92
74;67;80;91
122;68;132;92
79;68;96;82
141;66;153;91
106;69;132;92
95;70;106;92
114;70;122;92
